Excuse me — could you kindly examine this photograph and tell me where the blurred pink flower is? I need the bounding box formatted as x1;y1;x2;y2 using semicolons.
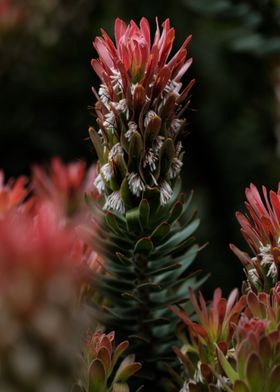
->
32;157;97;218
0;202;83;282
0;170;28;218
0;0;26;31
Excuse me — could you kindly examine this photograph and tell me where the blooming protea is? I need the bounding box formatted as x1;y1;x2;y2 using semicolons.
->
91;17;194;210
230;183;280;292
88;17;201;385
76;330;141;392
170;288;245;390
217;284;280;392
0;203;89;391
32;157;97;218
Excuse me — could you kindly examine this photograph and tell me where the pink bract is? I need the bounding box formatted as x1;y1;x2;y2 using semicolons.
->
92;17;192;92
236;183;280;253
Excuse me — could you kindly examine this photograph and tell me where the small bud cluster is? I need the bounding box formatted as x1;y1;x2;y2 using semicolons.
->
172;284;280;391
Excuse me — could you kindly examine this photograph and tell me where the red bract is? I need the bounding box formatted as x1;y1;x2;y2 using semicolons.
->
171;288;244;350
80;330;141;391
90;17;194;212
0;202;90;390
170;287;245;389
237;315;268;340
92;17;192;88
32;157;97;218
231;183;280;291
0;170;28;218
0;202;83;283
236;183;280;253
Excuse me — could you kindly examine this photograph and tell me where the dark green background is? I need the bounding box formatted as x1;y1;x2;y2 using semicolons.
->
1;0;279;295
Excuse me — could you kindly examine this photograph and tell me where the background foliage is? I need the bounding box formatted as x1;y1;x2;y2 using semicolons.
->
1;0;280;295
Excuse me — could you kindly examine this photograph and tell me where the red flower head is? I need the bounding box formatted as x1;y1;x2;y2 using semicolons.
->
81;330;141;391
90;18;194;213
92;17;192;89
170;288;245;367
32;157;97;218
0;202;83;285
237;315;268;341
236;183;280;253
231;183;280;291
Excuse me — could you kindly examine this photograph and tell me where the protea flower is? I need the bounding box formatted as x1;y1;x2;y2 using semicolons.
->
0;203;89;391
89;17;201;386
217;284;280;392
76;330;141;392
230;183;280;292
170;288;245;390
32;157;97;218
91;17;194;211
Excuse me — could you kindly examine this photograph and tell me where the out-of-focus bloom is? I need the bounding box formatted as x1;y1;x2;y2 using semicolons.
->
77;330;142;391
231;183;280;292
32;157;97;218
0;0;26;32
0;202;84;308
91;17;194;213
0;202;89;390
170;288;245;389
0;170;28;218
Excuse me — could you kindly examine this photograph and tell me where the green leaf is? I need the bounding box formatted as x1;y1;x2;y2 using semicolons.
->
126;207;141;233
116;153;128;178
97;347;112;376
268;365;280;392
128;131;143;170
89;127;106;165
112;341;129;368
259;336;272;361
148;262;181;277
105;212;124;235
143;186;161;215
155;219;200;256
120;177;133;208
116;252;133;265
134;237;154;254
112;383;130;392
150;221;170;243
157;138;175;178
139;199;150;229
233;380;250;392
89;359;106;392
139;198;150;229
246;352;264;392
136;282;161;291
216;344;239;382
114;355;142;382
168;200;183;224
